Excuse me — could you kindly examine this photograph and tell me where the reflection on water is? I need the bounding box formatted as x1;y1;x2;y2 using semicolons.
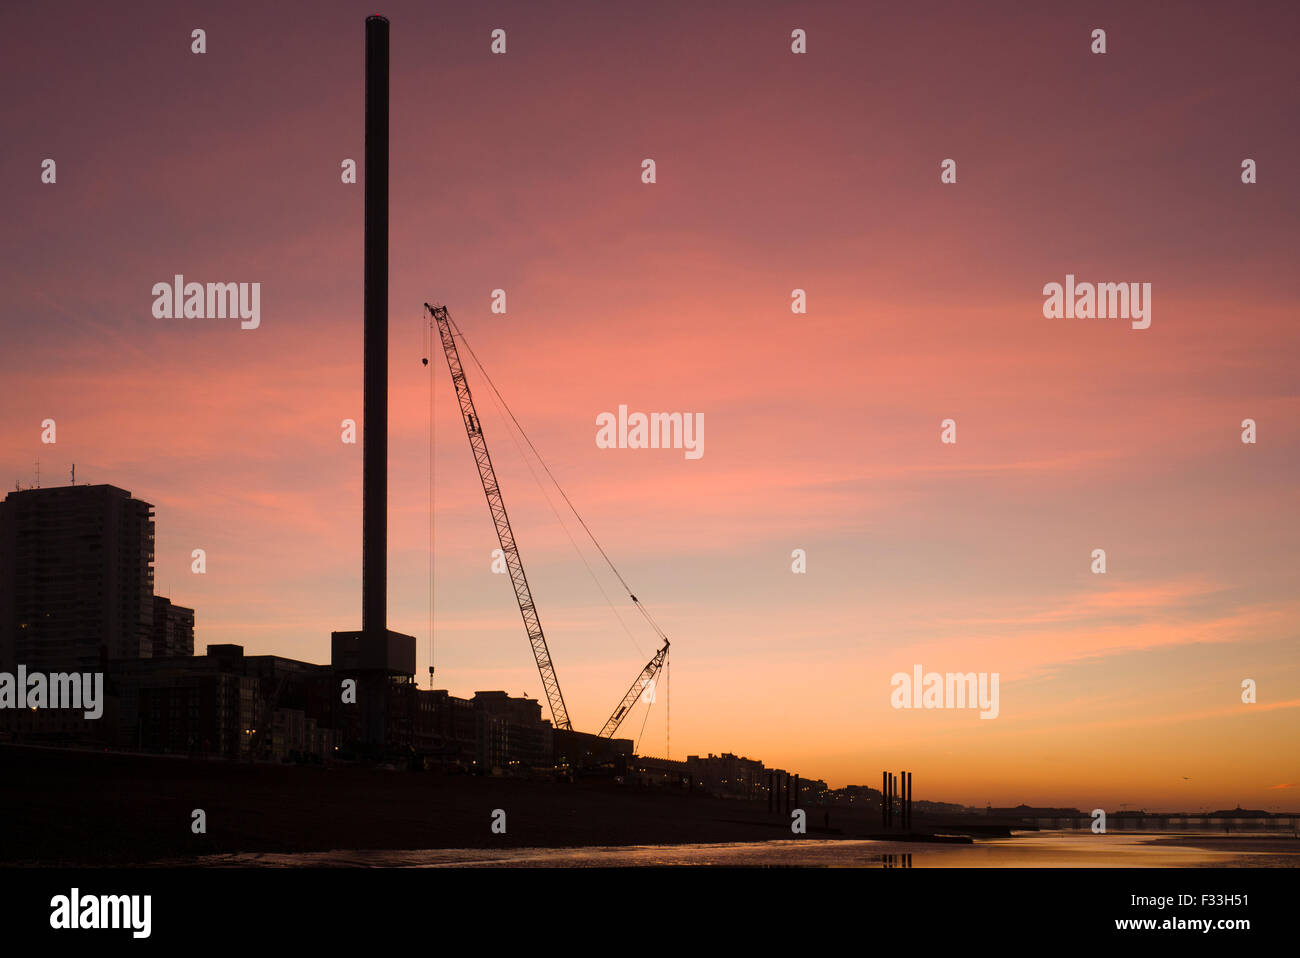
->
179;832;1300;868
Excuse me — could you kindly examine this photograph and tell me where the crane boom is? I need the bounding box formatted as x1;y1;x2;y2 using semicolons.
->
425;302;572;731
599;641;669;738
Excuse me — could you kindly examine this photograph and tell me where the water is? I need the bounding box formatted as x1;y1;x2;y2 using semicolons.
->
180;832;1300;867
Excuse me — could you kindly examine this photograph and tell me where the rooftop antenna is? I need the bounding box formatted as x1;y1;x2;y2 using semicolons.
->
34;460;40;489
71;463;75;486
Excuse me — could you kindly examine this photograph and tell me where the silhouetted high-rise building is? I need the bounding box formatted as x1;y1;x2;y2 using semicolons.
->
0;484;155;672
152;595;195;657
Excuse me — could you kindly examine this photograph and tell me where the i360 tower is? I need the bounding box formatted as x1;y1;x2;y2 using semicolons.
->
331;14;416;751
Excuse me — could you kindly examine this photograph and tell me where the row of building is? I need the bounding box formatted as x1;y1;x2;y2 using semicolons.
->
3;638;629;772
0;483;633;772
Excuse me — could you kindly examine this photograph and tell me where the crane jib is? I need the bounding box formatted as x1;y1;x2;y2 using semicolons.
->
426;302;573;732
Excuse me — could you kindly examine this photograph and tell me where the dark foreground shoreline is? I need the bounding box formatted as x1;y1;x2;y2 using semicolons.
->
1;745;900;866
5;746;1297;866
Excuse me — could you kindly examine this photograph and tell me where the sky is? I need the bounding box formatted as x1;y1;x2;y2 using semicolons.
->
2;0;1297;811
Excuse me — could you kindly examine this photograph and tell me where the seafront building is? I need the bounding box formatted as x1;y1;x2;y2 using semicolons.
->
0;484;156;672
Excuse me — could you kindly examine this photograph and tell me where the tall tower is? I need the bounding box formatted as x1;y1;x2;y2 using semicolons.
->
331;15;416;752
363;12;389;638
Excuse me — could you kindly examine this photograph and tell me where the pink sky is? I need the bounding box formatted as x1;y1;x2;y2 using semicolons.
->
2;0;1297;810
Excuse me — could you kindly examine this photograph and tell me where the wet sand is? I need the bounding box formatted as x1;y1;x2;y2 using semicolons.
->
180;833;1300;867
0;745;871;865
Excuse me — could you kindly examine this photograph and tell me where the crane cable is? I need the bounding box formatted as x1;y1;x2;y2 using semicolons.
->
425;307;649;676
449;315;671;646
634;683;654;754
424;310;436;683
474;360;645;659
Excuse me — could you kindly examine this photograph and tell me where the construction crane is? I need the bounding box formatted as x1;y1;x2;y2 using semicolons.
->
425;301;678;751
598;640;669;738
425;302;572;730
